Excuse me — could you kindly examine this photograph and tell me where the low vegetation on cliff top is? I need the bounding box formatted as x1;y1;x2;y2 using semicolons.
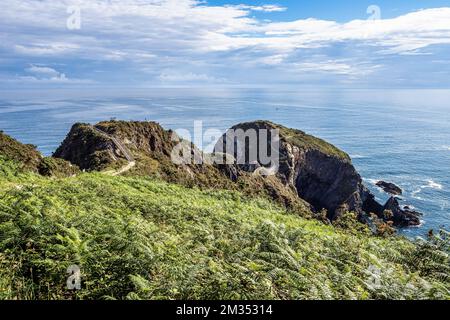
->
0;131;79;178
233;121;351;161
0;157;448;300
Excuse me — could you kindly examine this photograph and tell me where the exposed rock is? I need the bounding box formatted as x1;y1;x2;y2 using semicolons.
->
214;121;386;222
53;123;127;171
54;121;222;181
53;119;421;228
54;120;312;216
361;192;384;217
376;181;403;196
384;197;421;227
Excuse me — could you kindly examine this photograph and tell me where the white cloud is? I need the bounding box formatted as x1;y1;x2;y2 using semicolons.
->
24;64;69;81
291;60;382;76
14;64;93;84
14;43;79;56
229;4;287;13
1;1;450;87
17;75;68;83
5;1;449;55
259;54;289;65
26;65;61;77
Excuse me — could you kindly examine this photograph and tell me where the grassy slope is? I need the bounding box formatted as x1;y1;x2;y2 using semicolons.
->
0;158;448;300
0;131;42;171
0;131;79;178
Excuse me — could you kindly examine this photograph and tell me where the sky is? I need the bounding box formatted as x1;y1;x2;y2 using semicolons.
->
1;0;450;89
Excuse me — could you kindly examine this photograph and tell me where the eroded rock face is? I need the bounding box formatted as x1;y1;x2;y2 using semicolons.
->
293;149;365;220
53;123;117;171
214;121;418;227
214;121;366;219
384;197;421;227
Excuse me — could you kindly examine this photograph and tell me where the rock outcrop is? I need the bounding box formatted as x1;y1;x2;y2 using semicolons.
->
214;121;365;219
376;181;403;196
384;197;421;227
54;121;225;182
53;123;120;171
214;121;420;227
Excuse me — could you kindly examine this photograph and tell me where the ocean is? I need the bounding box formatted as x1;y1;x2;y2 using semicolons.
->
0;88;448;238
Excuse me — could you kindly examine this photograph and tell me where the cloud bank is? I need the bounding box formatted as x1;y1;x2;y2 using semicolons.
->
1;0;450;88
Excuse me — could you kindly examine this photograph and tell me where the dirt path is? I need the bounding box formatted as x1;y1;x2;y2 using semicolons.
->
111;161;136;176
89;125;136;176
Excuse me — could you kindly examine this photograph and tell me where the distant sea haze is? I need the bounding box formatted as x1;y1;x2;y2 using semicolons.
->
0;88;448;238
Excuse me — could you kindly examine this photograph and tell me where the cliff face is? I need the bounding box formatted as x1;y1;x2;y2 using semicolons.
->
53;123;118;171
214;121;420;227
214;121;367;220
293;149;364;219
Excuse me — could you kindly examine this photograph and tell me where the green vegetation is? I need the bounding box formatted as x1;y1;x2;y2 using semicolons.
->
0;131;79;178
234;121;350;161
0;131;42;172
37;157;80;178
272;122;351;161
0;157;448;300
53;121;312;216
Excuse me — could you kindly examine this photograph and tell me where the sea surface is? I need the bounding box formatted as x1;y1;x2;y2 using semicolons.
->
0;88;449;238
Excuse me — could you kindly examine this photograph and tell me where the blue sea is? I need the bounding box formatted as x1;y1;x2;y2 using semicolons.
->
0;88;448;238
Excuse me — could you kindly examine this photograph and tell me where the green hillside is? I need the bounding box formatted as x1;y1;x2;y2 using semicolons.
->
0;157;448;300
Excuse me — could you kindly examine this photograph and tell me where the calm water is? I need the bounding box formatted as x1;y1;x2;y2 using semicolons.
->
0;88;449;238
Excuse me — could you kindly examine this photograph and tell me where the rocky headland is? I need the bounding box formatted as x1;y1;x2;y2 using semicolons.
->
1;120;422;230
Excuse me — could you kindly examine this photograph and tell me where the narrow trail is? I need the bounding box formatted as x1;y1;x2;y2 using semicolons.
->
112;161;136;176
89;125;136;175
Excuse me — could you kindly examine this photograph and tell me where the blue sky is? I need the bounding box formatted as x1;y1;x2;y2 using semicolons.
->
1;0;450;89
209;0;450;21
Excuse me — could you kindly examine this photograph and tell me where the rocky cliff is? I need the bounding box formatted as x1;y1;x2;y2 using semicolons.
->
54;121;229;184
17;119;420;228
53;120;312;215
214;121;421;227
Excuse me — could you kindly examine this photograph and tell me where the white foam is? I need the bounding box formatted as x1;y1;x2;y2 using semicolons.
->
364;178;379;185
350;154;366;159
410;179;443;201
411;188;423;200
422;180;443;190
